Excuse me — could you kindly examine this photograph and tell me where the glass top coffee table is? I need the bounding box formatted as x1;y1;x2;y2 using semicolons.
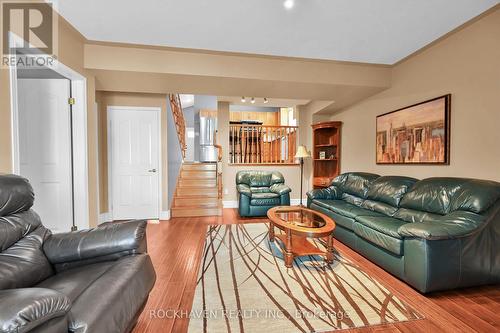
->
267;206;336;268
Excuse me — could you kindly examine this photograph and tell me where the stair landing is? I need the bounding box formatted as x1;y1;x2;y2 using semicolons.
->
171;162;222;217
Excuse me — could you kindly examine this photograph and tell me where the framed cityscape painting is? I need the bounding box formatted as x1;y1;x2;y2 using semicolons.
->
376;94;451;164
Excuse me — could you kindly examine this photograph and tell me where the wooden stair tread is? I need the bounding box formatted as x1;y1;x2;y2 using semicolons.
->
171;161;221;217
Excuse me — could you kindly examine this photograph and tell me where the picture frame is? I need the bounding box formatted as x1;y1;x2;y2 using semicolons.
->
319;151;326;160
376;94;451;165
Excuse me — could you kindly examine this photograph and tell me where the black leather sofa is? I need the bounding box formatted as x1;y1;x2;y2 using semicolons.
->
307;172;500;293
0;174;156;333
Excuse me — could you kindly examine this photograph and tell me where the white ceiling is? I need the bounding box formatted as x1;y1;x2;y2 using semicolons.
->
55;0;498;64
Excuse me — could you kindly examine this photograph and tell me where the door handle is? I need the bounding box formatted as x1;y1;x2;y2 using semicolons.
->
148;169;157;173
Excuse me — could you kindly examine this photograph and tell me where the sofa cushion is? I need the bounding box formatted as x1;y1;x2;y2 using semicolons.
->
0;288;71;333
341;193;365;206
400;177;500;215
0;224;53;290
68;255;155;333
312;199;384;219
366;176;417;207
394;208;443;223
310;203;355;230
355;215;408;239
250;187;270;193
236;171;285;187
0;175;34;217
341;173;380;199
361;200;398;216
37;261;114;302
353;223;403;256
250;192;280;206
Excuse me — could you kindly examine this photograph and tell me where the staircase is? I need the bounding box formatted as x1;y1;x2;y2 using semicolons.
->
171;162;223;217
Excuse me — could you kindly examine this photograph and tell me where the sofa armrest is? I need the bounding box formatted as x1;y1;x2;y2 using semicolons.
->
237;184;252;197
269;183;291;196
0;288;70;333
398;211;485;240
43;220;148;266
307;186;341;201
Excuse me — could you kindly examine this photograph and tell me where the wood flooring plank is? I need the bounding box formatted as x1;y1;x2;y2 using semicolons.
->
132;209;500;333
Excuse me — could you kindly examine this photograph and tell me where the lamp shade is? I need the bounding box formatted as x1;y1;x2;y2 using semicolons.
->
294;145;310;159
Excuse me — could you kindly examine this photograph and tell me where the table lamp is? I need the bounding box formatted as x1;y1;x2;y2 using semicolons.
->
295;145;311;206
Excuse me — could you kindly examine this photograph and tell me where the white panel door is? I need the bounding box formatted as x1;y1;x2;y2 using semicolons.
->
17;79;73;233
109;108;160;220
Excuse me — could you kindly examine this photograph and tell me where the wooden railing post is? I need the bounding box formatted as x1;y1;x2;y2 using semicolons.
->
228;124;299;165
214;130;223;199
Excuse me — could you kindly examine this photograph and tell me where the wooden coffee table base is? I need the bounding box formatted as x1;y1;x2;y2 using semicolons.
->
270;230;334;268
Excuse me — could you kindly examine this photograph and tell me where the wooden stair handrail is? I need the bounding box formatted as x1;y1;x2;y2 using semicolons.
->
169;94;187;159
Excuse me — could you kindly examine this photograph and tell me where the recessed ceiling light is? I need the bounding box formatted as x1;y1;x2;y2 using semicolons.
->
251;97;255;104
264;98;268;104
283;0;294;10
241;96;246;102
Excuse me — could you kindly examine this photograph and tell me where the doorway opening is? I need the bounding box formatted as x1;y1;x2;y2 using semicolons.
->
9;45;89;232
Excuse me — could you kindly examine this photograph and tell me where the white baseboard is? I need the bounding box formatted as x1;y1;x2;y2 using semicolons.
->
160;210;171;220
223;199;307;209
98;212;112;224
223;200;238;208
99;211;171;223
290;198;307;205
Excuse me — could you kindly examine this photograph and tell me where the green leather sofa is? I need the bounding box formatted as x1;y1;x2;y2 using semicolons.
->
307;172;500;293
236;171;291;217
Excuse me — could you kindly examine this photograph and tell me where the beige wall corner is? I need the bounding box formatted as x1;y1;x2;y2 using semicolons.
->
329;7;500;182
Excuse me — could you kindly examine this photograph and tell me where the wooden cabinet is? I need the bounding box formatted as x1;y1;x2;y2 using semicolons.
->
312;121;342;188
229;111;279;126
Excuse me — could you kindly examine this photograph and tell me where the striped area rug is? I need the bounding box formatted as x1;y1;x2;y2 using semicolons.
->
188;223;423;333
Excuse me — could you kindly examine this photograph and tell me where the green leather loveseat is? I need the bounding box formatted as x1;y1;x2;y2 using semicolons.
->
236;171;291;217
307;172;500;293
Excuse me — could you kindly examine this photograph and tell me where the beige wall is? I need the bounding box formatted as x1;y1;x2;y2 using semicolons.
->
95;91;169;213
330;8;500;182
0;10;100;227
86;43;391;110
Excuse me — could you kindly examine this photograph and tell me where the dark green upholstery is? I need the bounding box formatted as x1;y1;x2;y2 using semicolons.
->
307;172;500;293
236;171;291;217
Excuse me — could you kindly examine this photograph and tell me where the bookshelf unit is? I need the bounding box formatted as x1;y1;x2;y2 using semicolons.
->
312;121;342;188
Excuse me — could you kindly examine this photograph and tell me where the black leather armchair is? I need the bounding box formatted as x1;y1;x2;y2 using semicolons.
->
0;174;156;333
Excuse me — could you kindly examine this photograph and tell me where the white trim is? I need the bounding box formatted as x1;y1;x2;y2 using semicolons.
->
223;199;306;209
9;33;90;231
223;200;238;208
93;102;100;227
160;210;171;220
98;212;112;224
107;106;163;220
290;198;308;206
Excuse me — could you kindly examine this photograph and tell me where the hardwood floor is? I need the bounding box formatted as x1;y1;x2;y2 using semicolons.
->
132;209;500;333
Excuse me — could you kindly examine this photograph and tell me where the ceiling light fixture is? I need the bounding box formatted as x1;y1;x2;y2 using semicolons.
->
283;0;294;10
264;98;268;104
241;96;246;103
251;97;255;104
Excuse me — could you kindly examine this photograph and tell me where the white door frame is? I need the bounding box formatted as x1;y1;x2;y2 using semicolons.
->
107;106;163;220
8;33;90;230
